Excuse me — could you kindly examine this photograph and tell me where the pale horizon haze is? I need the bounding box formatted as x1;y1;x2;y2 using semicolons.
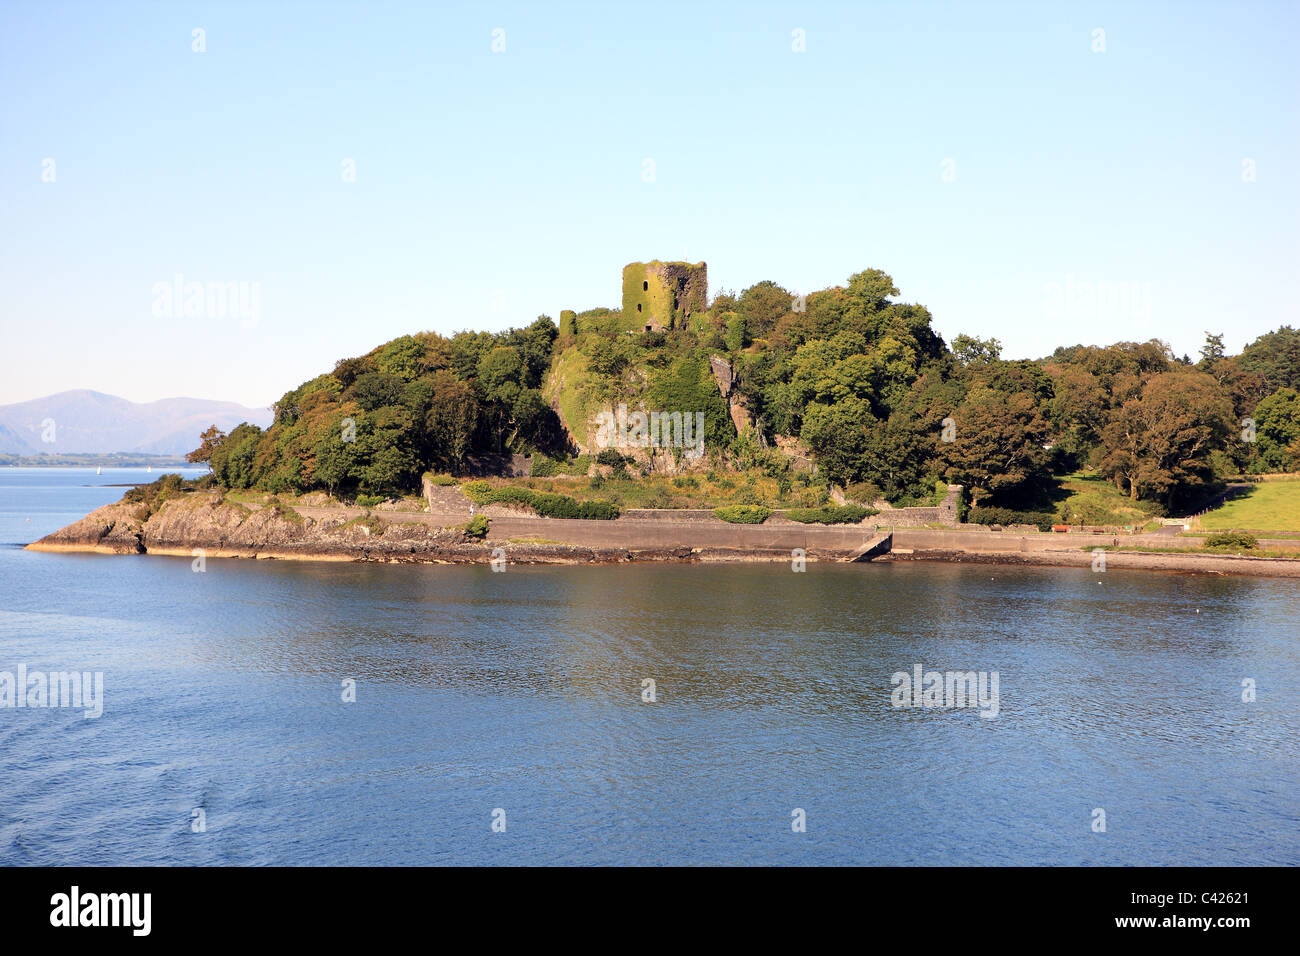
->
2;0;1297;408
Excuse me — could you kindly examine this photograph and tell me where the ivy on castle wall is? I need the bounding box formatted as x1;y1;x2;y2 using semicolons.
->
621;261;707;332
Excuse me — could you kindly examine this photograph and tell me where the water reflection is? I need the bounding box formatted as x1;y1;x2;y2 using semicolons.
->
1;475;1296;864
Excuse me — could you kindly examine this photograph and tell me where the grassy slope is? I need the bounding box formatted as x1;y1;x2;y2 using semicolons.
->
1052;472;1164;529
545;349;592;448
1196;477;1300;532
473;473;831;510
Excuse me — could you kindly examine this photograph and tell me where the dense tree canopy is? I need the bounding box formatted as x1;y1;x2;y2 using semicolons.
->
198;317;562;494
1252;387;1300;472
189;266;1298;510
1238;325;1300;392
1099;371;1233;505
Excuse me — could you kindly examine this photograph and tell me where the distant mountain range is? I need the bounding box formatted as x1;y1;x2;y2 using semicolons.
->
0;390;273;456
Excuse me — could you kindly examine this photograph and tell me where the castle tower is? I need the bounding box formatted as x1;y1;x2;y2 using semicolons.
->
621;261;708;332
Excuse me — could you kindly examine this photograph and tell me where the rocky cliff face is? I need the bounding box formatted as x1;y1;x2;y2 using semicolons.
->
708;354;755;435
32;500;150;553
28;492;474;562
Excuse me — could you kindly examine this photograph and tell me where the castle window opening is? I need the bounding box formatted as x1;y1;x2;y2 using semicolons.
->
643;281;648;291
637;303;642;312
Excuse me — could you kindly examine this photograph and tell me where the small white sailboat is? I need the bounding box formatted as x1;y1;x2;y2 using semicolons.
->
146;466;152;473
96;467;102;475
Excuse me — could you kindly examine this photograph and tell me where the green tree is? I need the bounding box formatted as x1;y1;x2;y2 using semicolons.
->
1198;331;1226;371
349;371;406;412
1239;326;1300;391
1099;370;1233;505
952;334;1002;366
374;335;427;381
186;425;227;464
350;406;419;492
208;423;263;488
477;346;524;397
725;313;751;352
332;355;376;389
738;280;792;336
505;316;558;387
426;371;478;468
801;398;875;485
940;387;1050;506
310;406;362;495
1252;387;1300;472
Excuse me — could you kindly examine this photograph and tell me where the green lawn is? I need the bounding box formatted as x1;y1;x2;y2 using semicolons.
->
1197;479;1300;532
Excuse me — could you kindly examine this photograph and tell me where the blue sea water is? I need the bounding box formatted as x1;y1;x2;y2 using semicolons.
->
0;467;1296;865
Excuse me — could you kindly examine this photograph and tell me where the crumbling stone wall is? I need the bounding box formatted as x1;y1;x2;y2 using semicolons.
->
871;486;964;528
938;484;963;527
621;261;708;332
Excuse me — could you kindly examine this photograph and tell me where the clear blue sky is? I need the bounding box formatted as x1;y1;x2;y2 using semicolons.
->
2;0;1296;407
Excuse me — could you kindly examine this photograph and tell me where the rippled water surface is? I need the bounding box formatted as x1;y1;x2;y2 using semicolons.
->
1;468;1296;865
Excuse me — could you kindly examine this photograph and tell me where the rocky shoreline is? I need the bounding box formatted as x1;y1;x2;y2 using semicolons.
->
22;493;811;566
25;490;1300;577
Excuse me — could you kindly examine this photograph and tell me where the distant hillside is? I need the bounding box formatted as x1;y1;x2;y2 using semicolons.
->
0;390;273;455
0;424;33;455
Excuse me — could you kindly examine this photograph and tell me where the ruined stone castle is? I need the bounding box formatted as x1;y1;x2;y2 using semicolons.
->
620;260;708;332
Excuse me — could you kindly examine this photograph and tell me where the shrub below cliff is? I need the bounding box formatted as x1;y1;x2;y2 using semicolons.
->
785;505;878;524
530;455;591;477
122;473;204;520
968;507;1056;532
714;505;771;524
1204;531;1259;551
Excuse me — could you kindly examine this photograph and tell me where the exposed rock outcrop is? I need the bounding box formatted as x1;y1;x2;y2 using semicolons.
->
773;434;814;472
708;354;755;435
32;501;148;553
29;492;474;562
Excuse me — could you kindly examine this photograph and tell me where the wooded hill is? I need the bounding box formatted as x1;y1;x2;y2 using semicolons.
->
188;266;1300;515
